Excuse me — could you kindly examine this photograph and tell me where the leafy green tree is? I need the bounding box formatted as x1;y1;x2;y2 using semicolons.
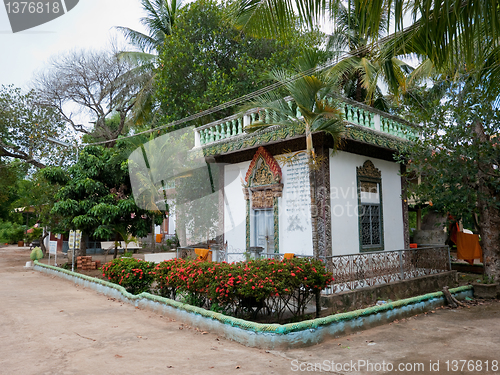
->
10;171;61;253
242;52;345;259
155;0;324;125
42;145;158;258
0;85;67;169
0;161;26;220
401;81;500;281
233;0;500;98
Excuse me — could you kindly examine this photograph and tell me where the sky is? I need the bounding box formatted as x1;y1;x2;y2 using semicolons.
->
0;0;148;90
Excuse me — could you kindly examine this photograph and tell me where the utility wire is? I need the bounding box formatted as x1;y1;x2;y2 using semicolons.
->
83;23;422;146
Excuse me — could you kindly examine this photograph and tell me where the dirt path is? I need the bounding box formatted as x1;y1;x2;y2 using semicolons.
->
1;245;500;374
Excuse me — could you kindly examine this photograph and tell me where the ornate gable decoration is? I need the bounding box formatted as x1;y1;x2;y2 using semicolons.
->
357;160;381;179
244;147;283;208
245;146;282;186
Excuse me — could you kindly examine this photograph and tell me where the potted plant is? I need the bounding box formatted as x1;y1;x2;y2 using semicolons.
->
472;274;499;299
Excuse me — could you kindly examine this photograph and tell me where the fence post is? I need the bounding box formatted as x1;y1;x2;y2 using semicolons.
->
399;250;405;279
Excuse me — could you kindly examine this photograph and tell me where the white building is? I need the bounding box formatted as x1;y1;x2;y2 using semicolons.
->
187;97;416;258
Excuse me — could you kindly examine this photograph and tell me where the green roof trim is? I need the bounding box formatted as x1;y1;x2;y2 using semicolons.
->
194;123;410;158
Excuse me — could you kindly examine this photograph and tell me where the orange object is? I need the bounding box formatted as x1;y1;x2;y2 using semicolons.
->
284;253;295;259
155;234;163;243
456;232;483;265
409;243;418;249
195;248;211;261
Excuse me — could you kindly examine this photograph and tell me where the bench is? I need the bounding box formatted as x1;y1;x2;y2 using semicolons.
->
144;252;177;263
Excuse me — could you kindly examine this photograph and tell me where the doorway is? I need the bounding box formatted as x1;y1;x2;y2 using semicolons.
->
254;209;274;254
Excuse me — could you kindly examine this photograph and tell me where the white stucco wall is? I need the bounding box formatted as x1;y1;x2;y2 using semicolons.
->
223;161;250;252
223;153;314;256
329;151;405;255
223;149;405;258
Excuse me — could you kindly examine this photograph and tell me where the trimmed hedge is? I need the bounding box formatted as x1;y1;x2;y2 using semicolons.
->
102;257;333;321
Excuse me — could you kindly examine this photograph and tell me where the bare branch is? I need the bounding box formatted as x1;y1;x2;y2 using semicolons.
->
33;47;145;146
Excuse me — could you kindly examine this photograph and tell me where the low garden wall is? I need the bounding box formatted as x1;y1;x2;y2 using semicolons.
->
322;271;458;313
34;261;472;349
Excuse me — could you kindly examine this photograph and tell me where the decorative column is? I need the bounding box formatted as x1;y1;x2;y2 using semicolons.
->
315;143;332;258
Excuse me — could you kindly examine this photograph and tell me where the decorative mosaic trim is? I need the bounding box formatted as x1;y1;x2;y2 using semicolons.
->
246;199;250;250
273;197;279;254
195;124;409;158
345;126;409;152
33;261;472;335
245;146;282;184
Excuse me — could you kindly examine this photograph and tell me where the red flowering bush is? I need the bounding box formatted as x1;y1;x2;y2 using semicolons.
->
153;257;333;321
154;258;214;305
102;257;156;295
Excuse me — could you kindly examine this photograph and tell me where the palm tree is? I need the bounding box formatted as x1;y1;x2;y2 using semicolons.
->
325;0;413;110
232;0;500;98
115;0;184;125
116;0;182;55
242;52;345;259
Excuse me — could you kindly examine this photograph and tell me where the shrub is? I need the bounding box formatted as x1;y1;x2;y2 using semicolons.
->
101;257;156;295
30;247;43;261
154;258;214;306
153;257;334;321
0;221;26;243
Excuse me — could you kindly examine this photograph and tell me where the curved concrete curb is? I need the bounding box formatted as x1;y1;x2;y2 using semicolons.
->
34;261;473;349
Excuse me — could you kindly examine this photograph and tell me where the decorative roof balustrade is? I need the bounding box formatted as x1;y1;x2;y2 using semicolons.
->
193;96;420;148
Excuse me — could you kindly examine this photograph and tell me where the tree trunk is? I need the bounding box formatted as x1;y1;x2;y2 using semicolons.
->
477;192;500;282
177;206;187;247
113;232;119;259
151;214;156;253
39;231;49;256
475;121;500;282
79;235;86;257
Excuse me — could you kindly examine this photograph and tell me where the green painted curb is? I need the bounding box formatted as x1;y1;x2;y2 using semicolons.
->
34;261;472;335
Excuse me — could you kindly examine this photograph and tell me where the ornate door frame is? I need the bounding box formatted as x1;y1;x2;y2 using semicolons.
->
243;147;283;253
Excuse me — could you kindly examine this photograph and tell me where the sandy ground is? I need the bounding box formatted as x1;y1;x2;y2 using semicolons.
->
1;245;500;375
